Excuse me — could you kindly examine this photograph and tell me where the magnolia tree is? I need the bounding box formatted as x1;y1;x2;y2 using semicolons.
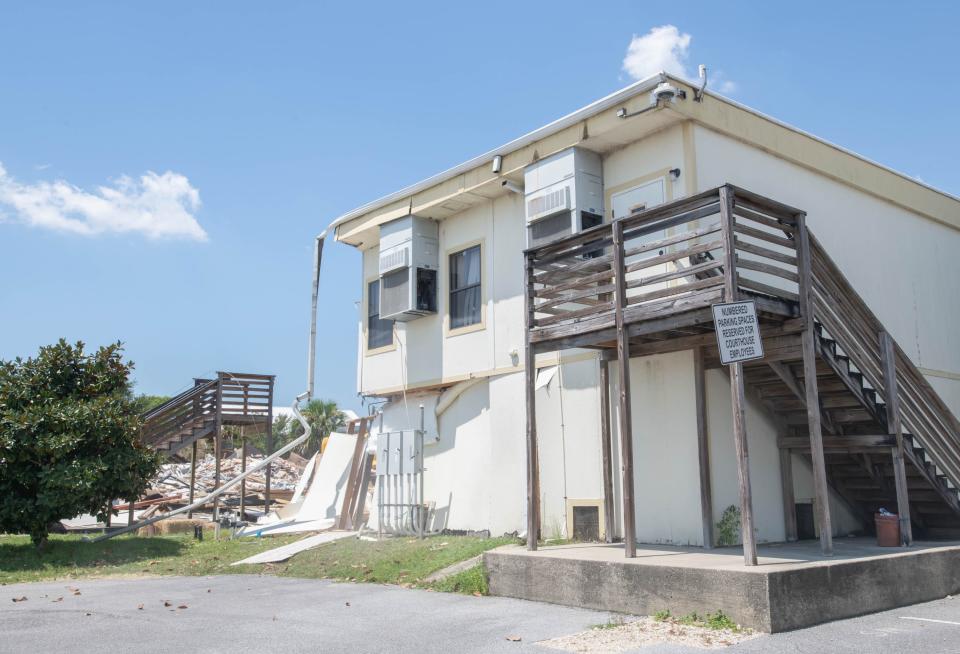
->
0;340;159;548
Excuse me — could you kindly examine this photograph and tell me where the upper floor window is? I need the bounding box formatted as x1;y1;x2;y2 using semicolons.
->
449;245;482;330
367;279;393;350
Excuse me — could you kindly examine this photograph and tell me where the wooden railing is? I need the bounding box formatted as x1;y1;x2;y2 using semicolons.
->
140;372;274;450
809;235;960;488
525;185;803;347
141;379;218;448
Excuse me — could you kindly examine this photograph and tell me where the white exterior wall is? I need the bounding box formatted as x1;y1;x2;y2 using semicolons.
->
353;119;960;542
694;125;960;417
608;351;704;545
358;192;527;396
370;372;528;536
535;355;606;539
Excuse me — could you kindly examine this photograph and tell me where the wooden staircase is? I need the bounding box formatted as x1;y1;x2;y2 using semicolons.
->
522;184;960;555
140;372;274;457
726;234;960;539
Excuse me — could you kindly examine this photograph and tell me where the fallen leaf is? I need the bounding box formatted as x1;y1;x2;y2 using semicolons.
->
85;612;92;616
52;597;63;603
137;604;144;610
73;591;81;596
11;596;27;603
163;601;172;607
177;605;188;610
207;589;211;593
473;592;482;597
505;635;522;642
345;602;351;607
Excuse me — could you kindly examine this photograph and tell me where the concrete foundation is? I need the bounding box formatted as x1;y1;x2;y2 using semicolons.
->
484;539;960;632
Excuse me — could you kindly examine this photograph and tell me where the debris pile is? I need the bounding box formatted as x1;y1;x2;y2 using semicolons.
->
149;454;304;498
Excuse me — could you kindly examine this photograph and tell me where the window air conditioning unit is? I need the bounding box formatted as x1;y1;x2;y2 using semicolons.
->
378;215;439;322
524;147;604;252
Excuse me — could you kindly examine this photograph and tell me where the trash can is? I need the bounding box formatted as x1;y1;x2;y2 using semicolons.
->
875;512;900;547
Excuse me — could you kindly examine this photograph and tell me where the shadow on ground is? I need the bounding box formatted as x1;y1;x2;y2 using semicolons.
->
0;535;185;576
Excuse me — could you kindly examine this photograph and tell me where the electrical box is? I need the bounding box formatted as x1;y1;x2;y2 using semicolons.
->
378;216;439;321
524;147;604;250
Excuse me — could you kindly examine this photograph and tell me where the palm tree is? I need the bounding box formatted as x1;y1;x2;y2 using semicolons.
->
298;399;345;457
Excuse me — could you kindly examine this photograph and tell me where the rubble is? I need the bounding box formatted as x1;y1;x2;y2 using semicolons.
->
149;453;304;498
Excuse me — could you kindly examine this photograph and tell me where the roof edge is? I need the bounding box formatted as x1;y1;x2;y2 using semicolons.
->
329;71;960;239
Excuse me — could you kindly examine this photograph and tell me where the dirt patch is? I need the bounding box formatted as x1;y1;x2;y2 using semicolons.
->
538;616;762;652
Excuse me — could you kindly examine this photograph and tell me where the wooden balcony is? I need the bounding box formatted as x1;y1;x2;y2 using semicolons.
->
524;185;805;356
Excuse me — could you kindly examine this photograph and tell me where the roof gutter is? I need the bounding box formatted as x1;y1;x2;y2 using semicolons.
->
323;71;670;238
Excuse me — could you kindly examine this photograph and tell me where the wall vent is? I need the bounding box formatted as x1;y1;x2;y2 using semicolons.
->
526;186;569;222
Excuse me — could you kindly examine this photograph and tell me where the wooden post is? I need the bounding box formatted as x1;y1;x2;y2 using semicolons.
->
188;440;198;519
524;252;540;551
694;347;713;549
796;211;833;556
780;448;798;541
719;185;757;566
880;330;913;546
128;496;135;531
265;377;274;513
239;426;246;520
612;218;637;558
599;357;616;543
213;374;223;521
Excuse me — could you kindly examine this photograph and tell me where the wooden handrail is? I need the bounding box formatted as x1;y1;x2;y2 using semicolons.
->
809;233;960;487
139;372;274;451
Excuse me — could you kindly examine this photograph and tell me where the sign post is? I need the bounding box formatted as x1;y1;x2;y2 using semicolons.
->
711;300;764;365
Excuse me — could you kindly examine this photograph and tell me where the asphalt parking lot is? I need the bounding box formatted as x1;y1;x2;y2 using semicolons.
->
1;575;957;653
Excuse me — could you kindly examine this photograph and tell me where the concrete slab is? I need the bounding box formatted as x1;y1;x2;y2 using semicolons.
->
485;538;960;632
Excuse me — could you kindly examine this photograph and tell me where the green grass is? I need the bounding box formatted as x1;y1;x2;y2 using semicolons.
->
429;564;489;595
590;616;627;630
0;532;302;584
255;535;517;586
652;608;744;632
0;532;516;588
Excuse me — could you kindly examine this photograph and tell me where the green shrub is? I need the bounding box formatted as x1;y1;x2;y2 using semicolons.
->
715;505;742;546
705;610;739;631
0;340;159;548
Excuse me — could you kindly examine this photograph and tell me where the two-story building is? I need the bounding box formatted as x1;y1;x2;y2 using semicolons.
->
327;72;960;552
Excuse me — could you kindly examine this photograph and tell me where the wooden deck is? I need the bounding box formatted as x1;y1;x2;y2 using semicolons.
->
523;184;960;565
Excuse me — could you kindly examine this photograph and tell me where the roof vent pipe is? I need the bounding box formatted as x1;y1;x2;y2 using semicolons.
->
307;232;325;399
694;65;708;102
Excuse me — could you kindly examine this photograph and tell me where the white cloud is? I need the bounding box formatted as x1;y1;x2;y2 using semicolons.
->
622;25;737;95
0;163;207;241
622;25;692;81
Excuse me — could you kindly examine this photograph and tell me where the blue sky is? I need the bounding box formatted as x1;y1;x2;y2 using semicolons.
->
1;1;957;411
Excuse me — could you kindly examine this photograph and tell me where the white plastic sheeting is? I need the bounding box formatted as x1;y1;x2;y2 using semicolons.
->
232;530;356;565
239;432;357;537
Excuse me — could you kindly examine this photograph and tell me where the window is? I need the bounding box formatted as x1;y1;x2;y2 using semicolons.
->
367;280;393;350
449;245;482;329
